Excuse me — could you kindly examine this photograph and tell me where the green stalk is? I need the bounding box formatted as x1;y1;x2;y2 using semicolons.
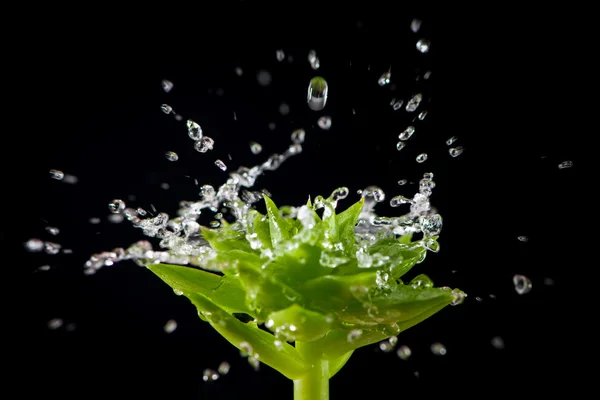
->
293;341;329;400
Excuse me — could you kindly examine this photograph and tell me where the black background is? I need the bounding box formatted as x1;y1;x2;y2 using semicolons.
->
8;4;587;399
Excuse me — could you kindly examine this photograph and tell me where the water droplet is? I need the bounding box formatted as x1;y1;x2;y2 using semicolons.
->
446;136;458;146
62;174;78;184
379;339;395;352
203;369;219;382
248;354;260;371
418;110;428;120
209;220;221;228
405;93;422;112
49;169;64;180
392;100;404;110
48;318;63;329
250;141;262;155
513;274;532;295
108;199;125;214
317;116;332;130
163;319;178;333
378;71;391;86
307;77;328;111
396;141;406;151
411;18;422;33
423;71;432;80
279;103;290;115
218;361;231;375
161;104;172;114
276;49;285;61
173;289;184;296
544;277;555;286
274;340;284;350
308;50;320;69
332;187;349;200
165;151;179;161
347;329;363;343
45;226;60;235
517;236;529;242
397;345;412;360
239;341;253;357
161;79;174;93
491;336;505;349
430;342;446;355
558;160;573;169
416;153;428;163
291;129;305;144
257;70;272;86
268;122;276;130
187;120;203;140
215;160;227;171
416;38;431;53
399;126;415;140
194;136;214;153
449;146;464;157
38;264;51;271
89;217;101;224
235;67;243;76
450;289;466;305
160;183;170;190
397;179;407;186
390;195;412;207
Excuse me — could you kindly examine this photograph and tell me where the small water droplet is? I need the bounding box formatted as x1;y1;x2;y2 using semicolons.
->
291;129;305;144
279;103;290;115
276;49;285;61
423;172;434;179
239;341;253;357
307;77;328;111
317;116;332;130
347;329;363;343
215;160;227;171
411;18;422;33
161;79;174;93
416;38;431;53
187;120;203;140
517;236;529;242
430;342;446;355
218;361;230;375
250;141;262;155
491;336;505;349
49;169;64;180
89;217;101;224
164;319;178;333
161;104;172;114
257;70;272;86
446;136;458;146
392;100;404;110
165;151;179;161
235;67;243;76
45;226;60;235
405;93;422;112
397;179;407;186
108;199;125;213
390;195;412;207
558;160;573;169
397;345;412;360
513;274;532;294
399;126;415;140
423;71;432;80
418;110;428;120
209;220;221;228
378;71;391;86
332;187;349;200
48;318;63;329
203;369;219;382
416;153;428;163
173;289;184;296
396;141;406;151
38;264;51;271
449;146;464;157
194;136;214;153
379;340;395;352
544;277;555;286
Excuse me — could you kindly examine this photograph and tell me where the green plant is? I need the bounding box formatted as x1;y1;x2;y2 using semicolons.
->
148;193;464;400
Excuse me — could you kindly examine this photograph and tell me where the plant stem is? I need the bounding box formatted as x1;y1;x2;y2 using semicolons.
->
293;341;329;400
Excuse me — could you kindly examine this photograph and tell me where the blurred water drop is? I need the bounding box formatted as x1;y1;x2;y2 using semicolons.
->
446;136;458;146
392;100;404;110
279;103;290;115
48;318;63;330
491;336;505;349
215;160;227;171
62;174;78;184
513;274;532;294
378;71;391;86
38;265;51;271
235;67;243;76
558;160;573;169
317;116;332;130
268;122;276;130
291;129;306;144
49;169;64;180
163;319;178;333
209;220;221;228
161;79;173;93
416;39;431;53
411;18;422;33
430;342;446;355
161;104;172;114
405;93;422;112
187;120;203;140
397;345;412;360
203;369;219;382
24;238;44;252
45;226;59;235
396;141;406;151
108;200;125;213
307;77;328;111
416;153;428;163
308;50;320;69
379;339;395;352
399;126;415;140
397;179;407;186
347;329;362;343
449;146;464;157
517;236;529;242
418;110;428;120
276;49;285;61
165;151;179;162
194;137;214;153
257;70;272;86
250;142;263;155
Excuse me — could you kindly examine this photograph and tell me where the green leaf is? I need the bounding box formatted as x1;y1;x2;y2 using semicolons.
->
299;272;377;313
266;304;333;342
335;198;364;256
201;225;253;253
185;291;310;380
263;195;293;246
147;263;253;316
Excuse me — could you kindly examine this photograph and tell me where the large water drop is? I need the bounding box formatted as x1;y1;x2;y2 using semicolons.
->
307;77;328;111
